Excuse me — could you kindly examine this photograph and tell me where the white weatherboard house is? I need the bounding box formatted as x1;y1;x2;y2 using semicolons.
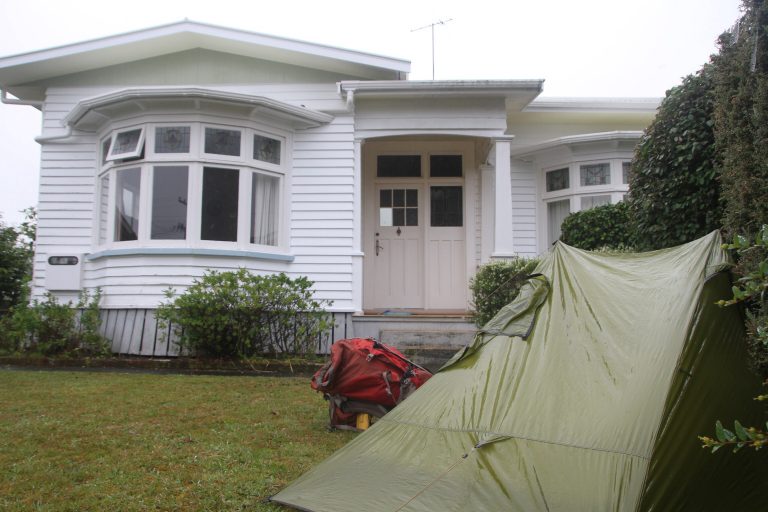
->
0;21;658;358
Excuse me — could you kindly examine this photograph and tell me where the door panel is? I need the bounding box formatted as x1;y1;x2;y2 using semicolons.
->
370;185;423;309
426;185;466;309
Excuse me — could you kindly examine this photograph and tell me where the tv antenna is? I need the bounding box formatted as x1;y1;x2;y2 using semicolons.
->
411;18;453;80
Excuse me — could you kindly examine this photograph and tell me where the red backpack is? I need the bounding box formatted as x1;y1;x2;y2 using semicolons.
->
311;338;433;430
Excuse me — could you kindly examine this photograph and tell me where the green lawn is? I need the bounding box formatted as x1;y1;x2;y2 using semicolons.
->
0;370;356;511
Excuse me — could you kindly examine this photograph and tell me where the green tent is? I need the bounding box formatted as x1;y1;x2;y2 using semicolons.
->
273;232;768;511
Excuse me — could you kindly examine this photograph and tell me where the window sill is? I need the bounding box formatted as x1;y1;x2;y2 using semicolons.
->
86;247;294;262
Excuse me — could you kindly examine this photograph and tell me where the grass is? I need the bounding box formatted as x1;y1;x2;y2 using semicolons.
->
0;370;357;511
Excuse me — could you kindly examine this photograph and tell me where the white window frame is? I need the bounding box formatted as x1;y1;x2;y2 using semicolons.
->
106;127;146;161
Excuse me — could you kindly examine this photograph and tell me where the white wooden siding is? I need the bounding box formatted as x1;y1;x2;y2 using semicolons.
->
510;163;539;257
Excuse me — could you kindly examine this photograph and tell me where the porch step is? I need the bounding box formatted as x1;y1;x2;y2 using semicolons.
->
379;329;476;372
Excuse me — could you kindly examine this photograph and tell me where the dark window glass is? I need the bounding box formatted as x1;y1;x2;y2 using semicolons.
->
431;186;463;227
622;161;631;184
430;155;462;177
201;167;239;241
406;189;418;206
101;138;111;164
151;166;188;240
393;208;405;226
393;189;405;207
546;168;569;192
155;126;190;153
380;189;392;207
253;134;281;164
377;155;421;177
205;127;241;156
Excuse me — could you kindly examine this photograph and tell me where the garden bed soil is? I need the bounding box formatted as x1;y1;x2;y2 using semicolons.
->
0;355;325;376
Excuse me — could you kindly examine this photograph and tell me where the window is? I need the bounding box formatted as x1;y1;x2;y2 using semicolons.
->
430;155;462;177
548;199;571;246
201;167;240;242
205;127;241;156
377;155;421;178
155;126;190;154
546;168;569;192
253;134;281;165
151;166;188;240
251;173;279;245
580;163;611;186
622;161;631;184
430;186;463;227
379;188;418;226
580;195;611;210
108;128;145;161
114;168;141;241
97;120;287;251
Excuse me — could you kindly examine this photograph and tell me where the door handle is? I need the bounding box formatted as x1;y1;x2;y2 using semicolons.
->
375;233;383;256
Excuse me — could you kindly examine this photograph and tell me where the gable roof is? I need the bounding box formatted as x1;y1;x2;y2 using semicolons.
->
0;20;410;90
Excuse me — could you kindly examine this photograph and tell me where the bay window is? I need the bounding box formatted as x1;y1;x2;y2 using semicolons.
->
96;119;287;252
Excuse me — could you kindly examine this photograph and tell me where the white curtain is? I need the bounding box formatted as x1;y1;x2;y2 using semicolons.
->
547;199;571;247
251;173;279;246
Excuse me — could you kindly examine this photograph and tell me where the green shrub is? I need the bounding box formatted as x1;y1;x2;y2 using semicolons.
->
0;289;108;356
470;258;539;327
559;201;635;251
628;66;722;250
156;269;333;358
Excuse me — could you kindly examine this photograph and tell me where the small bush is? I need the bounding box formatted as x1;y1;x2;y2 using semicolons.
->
560;201;635;251
470;257;539;327
156;269;333;358
0;289;108;356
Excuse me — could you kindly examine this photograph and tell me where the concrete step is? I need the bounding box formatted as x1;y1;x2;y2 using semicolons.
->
379;329;476;372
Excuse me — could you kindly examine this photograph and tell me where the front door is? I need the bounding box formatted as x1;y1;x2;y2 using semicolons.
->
363;144;471;312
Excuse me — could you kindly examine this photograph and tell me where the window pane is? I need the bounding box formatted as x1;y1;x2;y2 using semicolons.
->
151;166;188;240
251;173;279;246
114;168;141;242
377;155;421;177
112;129;143;156
546;167;569;192
430;186;463;227
201;167;239;241
580;195;611;210
548;199;571;246
98;173;110;244
393;189;405;207
380;189;392;208
430;155;462;177
101;138;111;165
155;126;190;153
580;163;611;186
392;208;405;226
205;127;241;156
406;189;418;206
622;161;631;184
405;208;418;226
253;134;281;165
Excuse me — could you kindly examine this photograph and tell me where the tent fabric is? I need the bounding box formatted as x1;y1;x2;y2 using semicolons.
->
272;232;768;511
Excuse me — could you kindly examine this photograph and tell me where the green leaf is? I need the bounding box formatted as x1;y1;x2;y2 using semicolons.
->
735;420;750;441
715;421;728;442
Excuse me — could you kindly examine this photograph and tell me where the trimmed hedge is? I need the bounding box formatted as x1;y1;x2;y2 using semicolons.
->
470;257;539;327
559;201;634;251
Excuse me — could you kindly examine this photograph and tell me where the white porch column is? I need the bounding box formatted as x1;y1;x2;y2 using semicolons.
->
351;138;364;313
491;136;516;259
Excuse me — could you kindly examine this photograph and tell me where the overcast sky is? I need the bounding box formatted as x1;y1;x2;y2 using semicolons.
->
0;0;742;225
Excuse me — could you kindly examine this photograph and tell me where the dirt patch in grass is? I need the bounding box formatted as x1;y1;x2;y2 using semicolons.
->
0;370;355;511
